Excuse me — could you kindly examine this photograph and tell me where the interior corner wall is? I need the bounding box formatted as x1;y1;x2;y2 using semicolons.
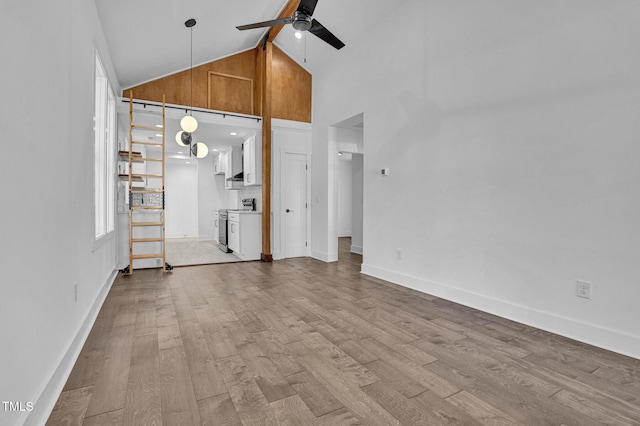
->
166;161;199;238
0;1;121;425
311;0;640;359
337;158;353;237
198;155;225;241
351;153;364;254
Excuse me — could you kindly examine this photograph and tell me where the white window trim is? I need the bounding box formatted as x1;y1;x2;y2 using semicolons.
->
93;50;116;249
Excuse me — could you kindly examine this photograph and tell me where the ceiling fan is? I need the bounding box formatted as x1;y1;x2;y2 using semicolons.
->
236;0;345;50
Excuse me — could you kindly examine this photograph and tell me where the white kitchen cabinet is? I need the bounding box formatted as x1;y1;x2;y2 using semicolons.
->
224;145;243;190
227;211;261;260
243;133;262;186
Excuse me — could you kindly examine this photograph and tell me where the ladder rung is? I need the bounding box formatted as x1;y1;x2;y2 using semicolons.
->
131;222;164;227
119;174;144;182
131;206;163;210
119;150;142;158
136;173;163;178
132;124;161;131
131;189;164;194
132;238;164;243
138;158;163;162
131;253;165;260
131;141;163;147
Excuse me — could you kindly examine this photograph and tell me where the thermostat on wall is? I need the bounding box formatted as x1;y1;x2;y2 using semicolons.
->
381;168;389;176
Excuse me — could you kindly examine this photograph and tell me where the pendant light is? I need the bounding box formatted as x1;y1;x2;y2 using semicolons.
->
175;18;208;158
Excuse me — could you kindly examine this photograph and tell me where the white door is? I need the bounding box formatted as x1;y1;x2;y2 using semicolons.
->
283;152;307;258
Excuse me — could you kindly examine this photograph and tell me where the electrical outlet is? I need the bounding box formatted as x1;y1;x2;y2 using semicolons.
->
73;282;78;303
576;280;592;299
395;249;402;260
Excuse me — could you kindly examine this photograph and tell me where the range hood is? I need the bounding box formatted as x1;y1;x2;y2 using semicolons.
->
226;172;243;182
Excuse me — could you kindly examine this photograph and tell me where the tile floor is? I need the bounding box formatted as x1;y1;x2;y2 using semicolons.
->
165;237;243;266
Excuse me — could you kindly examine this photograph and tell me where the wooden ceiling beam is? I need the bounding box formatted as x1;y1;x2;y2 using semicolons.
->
267;0;300;42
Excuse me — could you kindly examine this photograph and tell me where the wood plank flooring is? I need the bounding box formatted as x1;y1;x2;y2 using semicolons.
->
47;238;640;425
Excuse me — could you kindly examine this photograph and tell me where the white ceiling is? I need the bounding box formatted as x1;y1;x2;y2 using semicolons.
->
101;0;407;156
95;0;408;89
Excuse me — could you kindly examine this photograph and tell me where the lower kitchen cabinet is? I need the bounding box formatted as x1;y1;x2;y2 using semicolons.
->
228;211;261;260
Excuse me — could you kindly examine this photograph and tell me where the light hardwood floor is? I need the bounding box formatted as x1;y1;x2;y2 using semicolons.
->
47;238;640;425
165;238;242;266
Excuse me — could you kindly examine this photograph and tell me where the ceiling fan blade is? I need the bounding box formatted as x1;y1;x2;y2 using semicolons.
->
237;17;292;31
309;19;345;50
297;0;319;15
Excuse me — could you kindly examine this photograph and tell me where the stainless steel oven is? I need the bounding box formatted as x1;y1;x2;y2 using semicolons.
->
218;209;232;253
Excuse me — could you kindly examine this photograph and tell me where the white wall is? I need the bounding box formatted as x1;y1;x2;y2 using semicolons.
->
337;157;353;237
198;154;227;240
165;161;198;238
351;153;364;254
0;1;121;424
311;0;640;359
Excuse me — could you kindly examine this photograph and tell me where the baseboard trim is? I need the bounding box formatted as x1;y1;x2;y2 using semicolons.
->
350;245;363;254
311;249;337;263
361;263;640;360
25;270;118;426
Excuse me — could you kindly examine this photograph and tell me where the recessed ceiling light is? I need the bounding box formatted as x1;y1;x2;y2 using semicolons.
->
155;124;163;128
230;132;237;136
178;151;184;154
155;134;163;137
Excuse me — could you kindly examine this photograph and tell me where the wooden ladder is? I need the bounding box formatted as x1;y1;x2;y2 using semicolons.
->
121;91;172;275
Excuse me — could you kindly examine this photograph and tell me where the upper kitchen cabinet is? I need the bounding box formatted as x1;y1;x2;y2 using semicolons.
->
225;145;243;190
243;132;262;186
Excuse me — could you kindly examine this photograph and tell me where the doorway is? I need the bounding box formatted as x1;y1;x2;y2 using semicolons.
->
332;113;364;262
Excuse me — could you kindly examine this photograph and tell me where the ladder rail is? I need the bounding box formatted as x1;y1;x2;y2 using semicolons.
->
162;95;167;272
125;91;171;275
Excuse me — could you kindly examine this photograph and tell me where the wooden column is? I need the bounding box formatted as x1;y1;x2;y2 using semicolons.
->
260;41;273;262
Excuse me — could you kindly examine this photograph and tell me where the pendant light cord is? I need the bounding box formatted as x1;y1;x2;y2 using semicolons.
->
190;25;193;116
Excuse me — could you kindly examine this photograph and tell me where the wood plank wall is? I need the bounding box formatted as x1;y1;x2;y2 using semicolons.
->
272;46;312;123
124;47;311;123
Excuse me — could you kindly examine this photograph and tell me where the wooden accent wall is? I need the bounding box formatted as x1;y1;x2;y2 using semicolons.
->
272;45;312;123
124;47;312;123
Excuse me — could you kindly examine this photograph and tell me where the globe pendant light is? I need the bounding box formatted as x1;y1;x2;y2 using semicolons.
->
174;18;207;158
175;130;191;147
192;142;209;159
181;115;197;133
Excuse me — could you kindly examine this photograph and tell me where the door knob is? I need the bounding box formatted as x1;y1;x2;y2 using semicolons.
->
286;209;292;213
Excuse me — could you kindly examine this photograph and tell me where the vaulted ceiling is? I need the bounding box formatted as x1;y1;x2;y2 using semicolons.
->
95;0;407;89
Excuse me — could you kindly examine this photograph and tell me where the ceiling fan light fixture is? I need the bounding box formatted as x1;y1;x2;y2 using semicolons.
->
295;31;302;39
292;13;312;32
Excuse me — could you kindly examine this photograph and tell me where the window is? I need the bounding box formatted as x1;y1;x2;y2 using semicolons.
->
94;52;116;241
